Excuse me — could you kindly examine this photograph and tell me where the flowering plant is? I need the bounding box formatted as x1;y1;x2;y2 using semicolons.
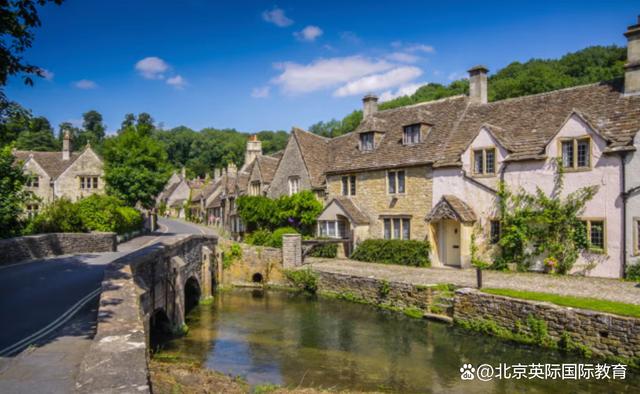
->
543;257;558;273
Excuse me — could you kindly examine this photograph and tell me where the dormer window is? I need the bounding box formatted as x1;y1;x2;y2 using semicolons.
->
403;125;421;145
360;132;374;151
249;181;261;196
472;148;496;176
288;176;300;195
560;137;590;170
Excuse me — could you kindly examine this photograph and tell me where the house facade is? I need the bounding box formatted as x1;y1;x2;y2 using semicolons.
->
13;130;105;215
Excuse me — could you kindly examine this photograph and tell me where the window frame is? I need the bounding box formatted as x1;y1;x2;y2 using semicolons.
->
403;124;421;145
559;136;592;172
249;181;261;196
26;174;39;188
634;217;640;256
318;220;347;239
288;176;300;196
381;216;411;240
341;175;357;196
581;218;606;253
386;169;406;195
471;147;497;177
359;132;375;151
489;219;501;244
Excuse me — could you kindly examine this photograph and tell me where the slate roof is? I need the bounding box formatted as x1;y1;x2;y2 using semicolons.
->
206;194;222;208
192;179;220;202
13;150;84;179
235;172;250;194
332;197;370;225
255;155;280;183
426;195;477;223
293;128;330;188
327;96;470;173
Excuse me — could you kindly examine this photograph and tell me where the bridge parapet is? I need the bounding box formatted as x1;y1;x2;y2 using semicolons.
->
75;233;217;394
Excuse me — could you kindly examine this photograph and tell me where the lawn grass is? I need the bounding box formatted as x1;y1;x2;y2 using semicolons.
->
482;288;640;319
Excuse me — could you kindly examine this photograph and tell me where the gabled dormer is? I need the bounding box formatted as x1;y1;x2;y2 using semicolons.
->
462;124;510;178
402;123;431;145
357;116;387;152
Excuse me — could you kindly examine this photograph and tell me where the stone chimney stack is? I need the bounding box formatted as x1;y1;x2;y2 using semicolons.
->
62;128;71;161
624;16;640;95
213;168;221;180
181;167;186;179
227;163;237;176
362;94;378;118
244;134;262;166
468;65;489;104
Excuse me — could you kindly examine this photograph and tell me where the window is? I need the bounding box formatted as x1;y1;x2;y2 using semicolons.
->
490;220;501;244
635;219;640;255
80;176;99;190
288;176;300;195
249;181;261;196
561;137;591;170
582;219;605;252
382;217;410;240
387;170;405;194
360;132;374;151
26;175;39;188
472;148;496;176
318;220;346;239
26;204;39;219
341;175;356;196
403;124;421;145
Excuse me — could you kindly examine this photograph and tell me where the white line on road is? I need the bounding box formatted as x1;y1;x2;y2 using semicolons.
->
0;287;101;357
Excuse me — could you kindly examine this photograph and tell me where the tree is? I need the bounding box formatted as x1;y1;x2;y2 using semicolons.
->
81;110;105;146
102;125;171;208
0;101;31;147
120;113;136;131
0;0;64;88
0;145;32;238
15;116;58;151
136;112;154;135
57;121;82;150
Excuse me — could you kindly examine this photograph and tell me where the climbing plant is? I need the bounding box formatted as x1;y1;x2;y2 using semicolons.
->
494;163;597;273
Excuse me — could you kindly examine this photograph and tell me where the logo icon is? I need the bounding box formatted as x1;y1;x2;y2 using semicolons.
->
460;363;476;380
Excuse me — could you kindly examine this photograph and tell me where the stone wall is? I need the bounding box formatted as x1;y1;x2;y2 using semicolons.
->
454;288;640;362
0;232;117;265
54;148;105;201
267;134;312;198
218;239;286;285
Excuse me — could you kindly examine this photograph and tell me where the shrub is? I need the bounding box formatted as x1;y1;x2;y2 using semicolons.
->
25;198;86;234
351;239;430;267
308;242;338;258
268;227;299;248
244;229;273;246
626;262;640;282
117;206;144;234
222;243;243;269
76;194;125;233
284;268;318;294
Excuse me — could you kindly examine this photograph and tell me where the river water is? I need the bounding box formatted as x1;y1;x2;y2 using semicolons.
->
155;289;638;393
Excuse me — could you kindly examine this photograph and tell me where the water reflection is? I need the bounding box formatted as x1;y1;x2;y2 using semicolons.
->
157;289;639;393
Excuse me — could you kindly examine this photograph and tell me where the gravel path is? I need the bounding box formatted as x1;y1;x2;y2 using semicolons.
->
307;258;640;305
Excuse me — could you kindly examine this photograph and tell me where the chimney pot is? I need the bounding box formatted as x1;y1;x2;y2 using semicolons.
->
624;15;640;95
362;94;378;118
468;65;489;104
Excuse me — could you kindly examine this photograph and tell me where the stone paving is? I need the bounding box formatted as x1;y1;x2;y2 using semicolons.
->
307;258;640;305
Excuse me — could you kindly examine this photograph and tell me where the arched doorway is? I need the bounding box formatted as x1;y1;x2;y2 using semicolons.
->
184;277;201;316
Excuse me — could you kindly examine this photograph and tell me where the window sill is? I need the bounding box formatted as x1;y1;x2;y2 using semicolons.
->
470;173;497;179
587;247;607;255
562;167;591;173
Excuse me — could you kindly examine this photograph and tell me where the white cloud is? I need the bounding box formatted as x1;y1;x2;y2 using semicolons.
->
406;44;435;53
379;82;425;101
73;79;97;89
40;69;54;81
135;56;170;79
294;25;323;42
334;66;423;97
340;31;361;45
251;86;270;98
271;56;393;94
166;75;187;89
386;52;419;63
262;7;293;27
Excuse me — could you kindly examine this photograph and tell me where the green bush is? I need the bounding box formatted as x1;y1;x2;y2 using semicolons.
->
244;229;273;246
284;268;318;294
626;262;640;282
351;239;430;267
268;227;299;248
117;206;143;234
25;198;86;234
308;243;338;258
76;194;124;233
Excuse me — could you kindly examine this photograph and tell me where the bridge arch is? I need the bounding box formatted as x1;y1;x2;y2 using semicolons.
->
184;276;201;316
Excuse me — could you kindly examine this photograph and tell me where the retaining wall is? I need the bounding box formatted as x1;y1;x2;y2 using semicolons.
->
0;232;117;265
454;288;640;362
219;239;286;286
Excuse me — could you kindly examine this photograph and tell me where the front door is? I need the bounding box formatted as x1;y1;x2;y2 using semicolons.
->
442;219;461;266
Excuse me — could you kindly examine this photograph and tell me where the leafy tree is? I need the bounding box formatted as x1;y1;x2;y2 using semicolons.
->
0;0;64;88
102;125;172;208
236;195;279;231
81;110;106;146
136;112;154;135
57;121;82;150
0;100;31;147
120;113;136;131
0;145;32;238
15;116;58;150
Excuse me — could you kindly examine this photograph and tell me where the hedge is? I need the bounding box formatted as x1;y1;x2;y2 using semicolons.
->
350;239;430;267
244;227;299;248
308;243;338;258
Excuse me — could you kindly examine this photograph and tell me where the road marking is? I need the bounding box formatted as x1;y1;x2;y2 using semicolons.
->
0;287;101;357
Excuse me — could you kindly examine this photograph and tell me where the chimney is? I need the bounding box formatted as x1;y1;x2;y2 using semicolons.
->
214;168;221;180
62;128;71;160
227;163;237;176
181;166;186;179
362;94;378;118
624;16;640;95
468;65;489;104
244;134;262;166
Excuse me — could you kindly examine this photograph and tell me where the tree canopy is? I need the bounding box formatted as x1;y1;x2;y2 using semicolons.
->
0;145;32;238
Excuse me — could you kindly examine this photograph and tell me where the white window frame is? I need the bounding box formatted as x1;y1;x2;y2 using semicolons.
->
318;220;346;239
249;181;261;196
360;132;374;151
403;124;421;145
288;176;300;196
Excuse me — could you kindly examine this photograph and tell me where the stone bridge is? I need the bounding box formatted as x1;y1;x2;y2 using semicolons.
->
75;233;217;393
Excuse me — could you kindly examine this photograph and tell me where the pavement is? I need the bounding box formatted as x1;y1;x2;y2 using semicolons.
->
0;218;211;393
307;258;640;305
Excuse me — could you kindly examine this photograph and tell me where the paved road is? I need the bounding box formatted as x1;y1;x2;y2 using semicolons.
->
0;218;211;393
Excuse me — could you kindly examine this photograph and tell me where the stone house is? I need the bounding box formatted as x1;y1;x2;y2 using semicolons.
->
13;130;104;216
157;168;191;218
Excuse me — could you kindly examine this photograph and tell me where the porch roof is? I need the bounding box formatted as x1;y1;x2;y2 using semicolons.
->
318;197;370;225
426;195;477;223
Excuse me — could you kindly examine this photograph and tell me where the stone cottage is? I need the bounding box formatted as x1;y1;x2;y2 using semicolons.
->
13;130;105;216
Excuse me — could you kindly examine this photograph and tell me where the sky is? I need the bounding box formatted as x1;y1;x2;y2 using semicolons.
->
4;1;639;134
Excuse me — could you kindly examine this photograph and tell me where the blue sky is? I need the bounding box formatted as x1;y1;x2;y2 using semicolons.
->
5;1;638;134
